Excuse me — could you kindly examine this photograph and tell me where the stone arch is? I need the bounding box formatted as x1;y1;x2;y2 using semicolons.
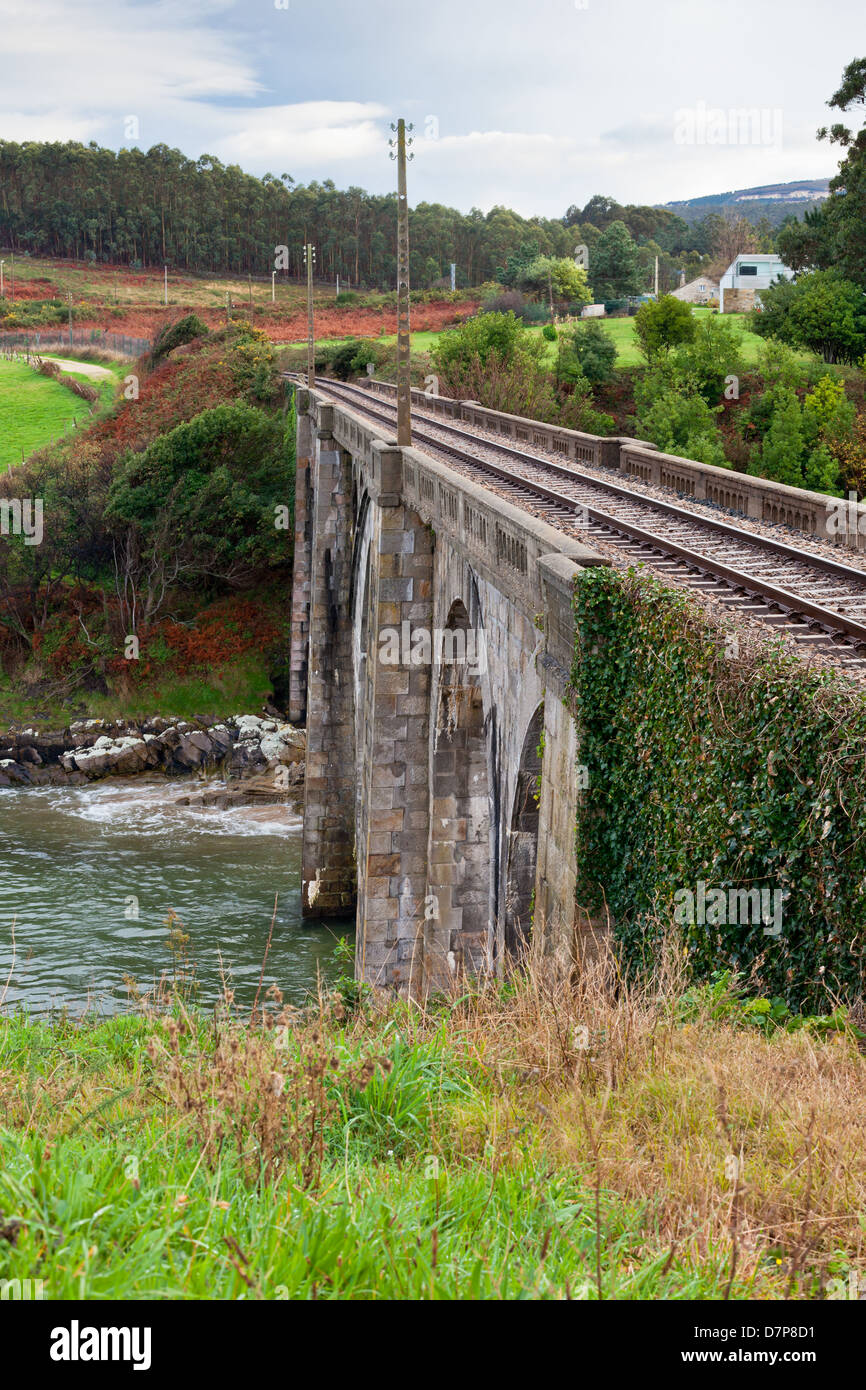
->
427;596;492;986
504;703;544;961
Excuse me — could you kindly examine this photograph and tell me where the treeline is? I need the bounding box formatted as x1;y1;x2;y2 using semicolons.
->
0;139;737;290
0;140;571;286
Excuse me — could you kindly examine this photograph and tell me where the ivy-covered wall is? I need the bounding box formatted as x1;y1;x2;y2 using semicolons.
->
571;566;866;1010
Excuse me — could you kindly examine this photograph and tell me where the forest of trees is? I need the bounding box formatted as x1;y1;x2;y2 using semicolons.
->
0;139;731;292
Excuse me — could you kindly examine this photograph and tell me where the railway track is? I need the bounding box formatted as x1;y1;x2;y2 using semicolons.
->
304;376;866;672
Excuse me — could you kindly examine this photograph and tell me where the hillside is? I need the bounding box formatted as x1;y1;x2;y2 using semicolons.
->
662;178;830;226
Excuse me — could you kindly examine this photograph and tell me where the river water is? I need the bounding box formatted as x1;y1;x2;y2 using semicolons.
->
0;780;353;1017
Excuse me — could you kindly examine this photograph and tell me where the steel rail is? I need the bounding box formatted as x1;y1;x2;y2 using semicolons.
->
295;376;866;653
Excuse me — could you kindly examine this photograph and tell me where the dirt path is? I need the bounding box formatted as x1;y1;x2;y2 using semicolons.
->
40;356;115;380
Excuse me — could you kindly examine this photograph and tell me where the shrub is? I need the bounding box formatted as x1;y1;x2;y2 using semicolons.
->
557;379;616;435
676;314;744;403
542;323;557;342
556;320;617;385
481;288;527;316
107;402;293;619
150;314;209;363
330;339;363;380
515;301;551;325
747;383;844;494
752;270;866;365
636;383;728;466
433;311;537;373
634;296;696;359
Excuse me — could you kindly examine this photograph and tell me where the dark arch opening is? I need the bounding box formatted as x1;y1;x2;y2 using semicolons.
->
504;703;544;961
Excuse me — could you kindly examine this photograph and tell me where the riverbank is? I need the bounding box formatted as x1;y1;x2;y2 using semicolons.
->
0;959;862;1299
0;712;305;796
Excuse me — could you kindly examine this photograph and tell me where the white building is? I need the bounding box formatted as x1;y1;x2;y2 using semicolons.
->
718;253;794;313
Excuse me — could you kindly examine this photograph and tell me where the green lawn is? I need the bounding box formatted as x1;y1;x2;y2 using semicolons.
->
292;312;775;373
525;310;774;369
0;357;101;466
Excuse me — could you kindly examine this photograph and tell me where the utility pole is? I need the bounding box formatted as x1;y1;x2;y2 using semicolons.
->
389;118;414;447
304;242;316;388
67;293;73;344
248;273;253;311
336;273;340;297
450;261;456;292
163;265;168;306
271;270;276;303
654;255;659;298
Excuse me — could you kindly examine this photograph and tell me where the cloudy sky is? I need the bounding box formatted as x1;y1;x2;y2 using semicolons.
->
1;0;858;216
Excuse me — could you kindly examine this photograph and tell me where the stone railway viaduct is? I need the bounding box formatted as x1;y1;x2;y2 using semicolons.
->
289;382;612;993
288;378;862;994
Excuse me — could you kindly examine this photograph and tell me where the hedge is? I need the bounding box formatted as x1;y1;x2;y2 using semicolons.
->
571;565;866;1010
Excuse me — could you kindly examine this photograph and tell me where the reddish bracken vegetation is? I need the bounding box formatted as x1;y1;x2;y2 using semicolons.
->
8;257;479;341
5;279;62;301
23;589;284;687
68;299;479;342
88;352;240;453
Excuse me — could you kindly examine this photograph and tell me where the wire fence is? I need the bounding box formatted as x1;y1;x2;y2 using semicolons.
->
0;328;151;357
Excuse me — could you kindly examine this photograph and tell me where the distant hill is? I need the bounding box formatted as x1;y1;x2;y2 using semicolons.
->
661;179;830;227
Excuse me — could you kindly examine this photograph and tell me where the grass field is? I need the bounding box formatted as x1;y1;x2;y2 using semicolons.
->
0;956;861;1300
525;310;774;368
287;313;776;372
0;358;103;466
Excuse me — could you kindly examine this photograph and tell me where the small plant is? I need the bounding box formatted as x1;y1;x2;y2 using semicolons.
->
331;934;370;1015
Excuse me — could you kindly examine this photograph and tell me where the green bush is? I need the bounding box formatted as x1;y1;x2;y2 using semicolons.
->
107;402;293;611
634;296;696;359
330;339;363;380
150;313;209;363
542;323;557;342
752;270;866;365
634;366;728;466
556;320;618;385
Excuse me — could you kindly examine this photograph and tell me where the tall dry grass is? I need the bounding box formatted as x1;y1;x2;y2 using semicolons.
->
400;945;866;1295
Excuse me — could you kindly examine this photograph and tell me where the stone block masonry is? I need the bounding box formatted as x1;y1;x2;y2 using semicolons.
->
294;383;610;994
300;418;357;917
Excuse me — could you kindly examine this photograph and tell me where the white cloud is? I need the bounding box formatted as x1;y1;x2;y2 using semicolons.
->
0;111;102;143
0;0;261;119
212;103;390;167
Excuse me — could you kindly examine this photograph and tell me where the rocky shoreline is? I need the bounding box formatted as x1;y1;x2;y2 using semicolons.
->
0;713;306;791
